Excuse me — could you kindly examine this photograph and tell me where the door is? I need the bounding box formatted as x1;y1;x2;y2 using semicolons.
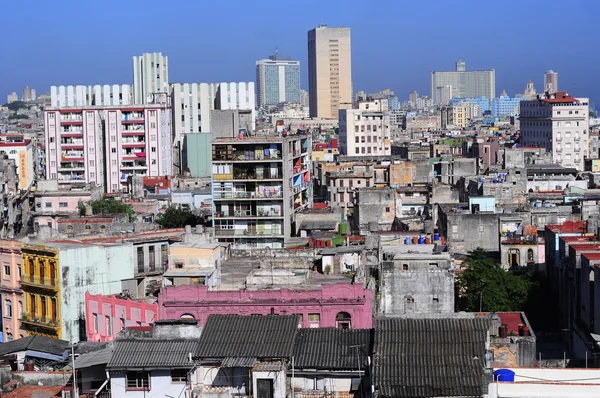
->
256;379;273;398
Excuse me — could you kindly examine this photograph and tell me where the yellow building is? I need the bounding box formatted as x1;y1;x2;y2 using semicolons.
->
20;245;61;338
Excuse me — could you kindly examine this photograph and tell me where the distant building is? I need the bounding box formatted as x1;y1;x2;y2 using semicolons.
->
544;69;559;93
431;58;495;104
492;93;526;116
6;92;18;104
339;99;391;156
299;89;309;108
308;25;352;118
523;80;537;99
408;91;419;106
519;91;589;170
256;53;301;107
44;103;172;193
0;138;34;190
133;52;169;104
211;134;311;248
21;86;34;102
0;240;24;342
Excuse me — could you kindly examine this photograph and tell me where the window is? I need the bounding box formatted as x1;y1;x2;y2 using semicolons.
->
5;300;12;317
111;148;116;153
93;313;98;332
137;247;144;272
308;313;320;327
150;122;156;129
106;316;112;336
126;371;150;390
59;202;68;208
45;202;52;208
90;160;95;167
120;317;125;330
161;244;168;266
151;147;156;153
171;369;187;383
4;264;10;276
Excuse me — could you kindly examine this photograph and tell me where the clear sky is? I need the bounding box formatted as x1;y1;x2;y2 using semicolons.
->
1;0;598;105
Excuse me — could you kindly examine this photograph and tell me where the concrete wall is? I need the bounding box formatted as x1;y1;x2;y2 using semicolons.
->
110;369;187;398
61;244;135;343
439;209;500;253
356;188;398;233
380;253;454;314
183;133;212;177
253;370;286;398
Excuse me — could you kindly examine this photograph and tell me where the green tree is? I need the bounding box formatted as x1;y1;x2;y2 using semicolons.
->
8;114;29;120
5;101;27;111
88;197;134;220
155;207;197;229
455;248;534;312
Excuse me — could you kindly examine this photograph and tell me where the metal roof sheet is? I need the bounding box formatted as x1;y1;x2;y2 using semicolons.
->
293;328;371;370
106;339;197;370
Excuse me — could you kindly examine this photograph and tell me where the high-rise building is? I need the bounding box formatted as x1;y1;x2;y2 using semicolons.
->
544;70;559;93
492;93;526;116
30;89;36;101
519;91;589;170
299;89;309;108
44;103;172;193
409;91;419;106
436;85;453;106
211;134;312;249
430;59;495;104
339;99;391;157
171;83;216;142
133;52;169;104
256;53;300;107
22;86;31;102
308;25;352;119
6;92;18;104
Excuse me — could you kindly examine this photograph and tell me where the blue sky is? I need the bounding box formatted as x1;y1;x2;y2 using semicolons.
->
1;0;598;104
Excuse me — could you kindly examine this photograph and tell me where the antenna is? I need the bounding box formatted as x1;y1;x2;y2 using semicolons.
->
274;45;278;60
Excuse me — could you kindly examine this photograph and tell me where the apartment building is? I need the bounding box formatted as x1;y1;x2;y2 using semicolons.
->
519;91;589;170
50;85;133;107
211;134;311;249
431;58;495;104
20;242;134;343
44;104;172;193
256;56;301;107
339;99;391;156
133;52;169;104
0;240;24;342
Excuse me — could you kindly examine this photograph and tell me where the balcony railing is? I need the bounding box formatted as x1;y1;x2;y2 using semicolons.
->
214;229;282;236
213;190;283;199
21;313;60;329
214;210;282;218
21;274;58;289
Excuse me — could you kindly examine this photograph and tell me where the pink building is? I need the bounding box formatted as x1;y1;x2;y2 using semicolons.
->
158;283;373;329
0;240;24;341
85;292;158;342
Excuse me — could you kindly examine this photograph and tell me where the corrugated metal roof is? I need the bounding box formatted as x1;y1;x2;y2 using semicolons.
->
293;328;371;370
107;339;197;370
373;318;489;398
0;335;70;357
222;356;257;368
195;315;299;359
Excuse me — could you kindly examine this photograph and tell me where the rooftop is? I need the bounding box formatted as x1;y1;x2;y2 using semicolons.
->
293;328;371;370
106;338;197;370
546;221;587;234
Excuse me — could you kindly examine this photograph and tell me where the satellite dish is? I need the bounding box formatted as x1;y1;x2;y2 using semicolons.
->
146;94;154;103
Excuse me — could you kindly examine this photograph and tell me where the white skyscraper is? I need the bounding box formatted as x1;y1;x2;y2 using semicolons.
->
256;54;300;108
431;59;495;104
133;52;169;104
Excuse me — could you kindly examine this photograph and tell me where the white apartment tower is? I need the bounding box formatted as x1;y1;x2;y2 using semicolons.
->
133;52;169;104
51;85;133;107
308;25;352;119
431;58;495;104
519;91;589;170
45;104;172;193
339;99;391;157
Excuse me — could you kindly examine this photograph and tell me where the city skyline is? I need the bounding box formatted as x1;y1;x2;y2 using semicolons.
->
1;0;598;105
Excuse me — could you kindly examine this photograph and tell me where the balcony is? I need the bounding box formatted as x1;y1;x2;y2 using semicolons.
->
20;274;59;290
213;190;283;200
122;113;145;123
214;210;283;218
59;162;85;171
21;313;60;330
58;174;86;182
122;140;146;148
214;229;283;237
61;139;84;148
60;117;83;125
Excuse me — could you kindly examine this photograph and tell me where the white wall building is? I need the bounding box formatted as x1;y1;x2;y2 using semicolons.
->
6;93;18;104
50;85;133;107
171;83;216;144
133;52;169;104
431;58;495;104
45;104;172;193
339;99;391;157
519;91;589;170
0;139;34;190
